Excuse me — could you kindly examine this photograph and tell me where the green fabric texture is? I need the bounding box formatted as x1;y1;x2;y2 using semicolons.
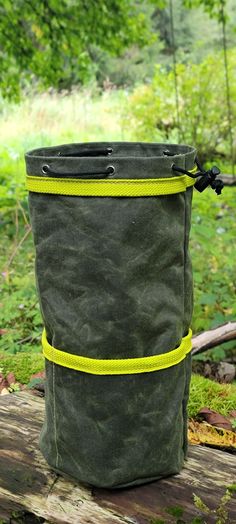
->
25;142;196;488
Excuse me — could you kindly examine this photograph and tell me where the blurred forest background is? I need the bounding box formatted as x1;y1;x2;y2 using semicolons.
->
0;0;235;407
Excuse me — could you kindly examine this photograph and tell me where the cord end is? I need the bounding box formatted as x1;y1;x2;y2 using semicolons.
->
194;165;223;195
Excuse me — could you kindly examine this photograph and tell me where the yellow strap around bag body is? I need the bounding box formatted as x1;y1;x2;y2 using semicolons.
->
26;171;196;197
42;328;192;375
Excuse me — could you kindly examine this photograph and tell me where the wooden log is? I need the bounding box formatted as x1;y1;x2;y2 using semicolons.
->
220;174;236;186
192;321;236;355
0;392;235;524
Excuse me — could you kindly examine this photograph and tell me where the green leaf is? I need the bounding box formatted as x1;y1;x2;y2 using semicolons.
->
199;293;216;306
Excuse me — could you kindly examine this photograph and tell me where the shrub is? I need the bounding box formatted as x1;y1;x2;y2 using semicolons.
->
124;50;236;164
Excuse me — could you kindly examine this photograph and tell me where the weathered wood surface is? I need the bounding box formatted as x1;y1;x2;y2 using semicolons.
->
0;392;235;524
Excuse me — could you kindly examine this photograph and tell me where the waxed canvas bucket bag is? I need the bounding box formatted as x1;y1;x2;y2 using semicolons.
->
25;142;222;489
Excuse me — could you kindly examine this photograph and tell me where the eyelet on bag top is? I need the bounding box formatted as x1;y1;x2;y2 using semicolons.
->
41;163;115;178
106;165;115;176
42;164;50;174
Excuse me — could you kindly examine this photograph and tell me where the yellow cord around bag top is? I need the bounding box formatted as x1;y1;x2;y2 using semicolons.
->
26;172;197;197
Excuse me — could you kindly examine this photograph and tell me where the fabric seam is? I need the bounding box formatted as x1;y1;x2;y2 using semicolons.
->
52;362;59;468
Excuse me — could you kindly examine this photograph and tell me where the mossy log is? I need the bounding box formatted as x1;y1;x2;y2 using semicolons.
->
0;392;235;524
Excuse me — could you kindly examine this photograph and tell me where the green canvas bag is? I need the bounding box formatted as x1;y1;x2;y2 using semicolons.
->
25;142;223;489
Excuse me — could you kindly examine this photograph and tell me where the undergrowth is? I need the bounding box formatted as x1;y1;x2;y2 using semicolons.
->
0;352;44;384
188;374;236;418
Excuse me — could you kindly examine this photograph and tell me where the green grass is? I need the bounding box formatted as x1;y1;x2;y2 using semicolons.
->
0;352;44;384
188;374;236;419
0;87;130;154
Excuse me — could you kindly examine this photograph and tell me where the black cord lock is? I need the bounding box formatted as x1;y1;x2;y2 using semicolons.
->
172;157;224;195
194;165;224;195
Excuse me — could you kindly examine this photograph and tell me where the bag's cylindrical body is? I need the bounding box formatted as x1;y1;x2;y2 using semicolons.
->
25;142;196;488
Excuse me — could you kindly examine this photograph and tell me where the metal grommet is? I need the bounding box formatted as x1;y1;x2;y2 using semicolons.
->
42;164;50;174
107;147;113;155
163;150;175;157
106;165;115;175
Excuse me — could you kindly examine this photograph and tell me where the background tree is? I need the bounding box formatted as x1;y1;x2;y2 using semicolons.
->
1;0;235;98
91;0;235;88
0;0;162;99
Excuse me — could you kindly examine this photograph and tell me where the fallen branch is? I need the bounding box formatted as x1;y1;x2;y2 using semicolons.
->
220;174;236;186
192;321;236;355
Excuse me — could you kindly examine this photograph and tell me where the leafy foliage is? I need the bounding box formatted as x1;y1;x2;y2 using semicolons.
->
184;0;228;20
1;0;235;98
124;49;236;163
191;186;236;334
0;0;159;99
77;0;236;88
